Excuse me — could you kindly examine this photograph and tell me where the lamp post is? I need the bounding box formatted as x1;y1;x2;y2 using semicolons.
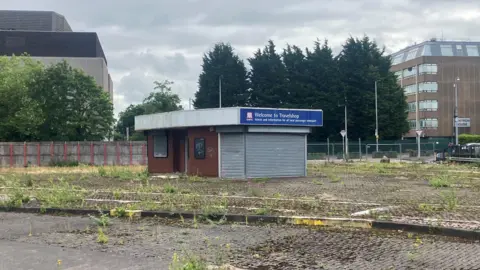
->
219;75;222;108
454;77;460;145
345;102;348;159
375;81;379;152
409;65;421;159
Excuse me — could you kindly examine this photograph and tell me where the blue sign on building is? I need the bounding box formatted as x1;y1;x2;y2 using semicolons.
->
239;108;323;126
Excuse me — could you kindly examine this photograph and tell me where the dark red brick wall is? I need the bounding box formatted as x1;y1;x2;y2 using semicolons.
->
147;131;174;174
187;127;218;177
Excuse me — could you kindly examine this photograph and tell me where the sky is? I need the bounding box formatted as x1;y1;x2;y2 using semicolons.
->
2;0;480;117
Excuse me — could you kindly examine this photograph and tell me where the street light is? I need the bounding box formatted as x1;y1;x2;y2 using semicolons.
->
219;75;223;108
408;65;421;159
454;77;460;145
375;81;379;152
338;97;348;160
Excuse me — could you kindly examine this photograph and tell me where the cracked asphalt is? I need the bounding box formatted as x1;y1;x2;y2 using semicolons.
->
1;212;480;270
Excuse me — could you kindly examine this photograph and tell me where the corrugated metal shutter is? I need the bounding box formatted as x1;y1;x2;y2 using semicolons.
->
246;133;306;178
220;133;245;179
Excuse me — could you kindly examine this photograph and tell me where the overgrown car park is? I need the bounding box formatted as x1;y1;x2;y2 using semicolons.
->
1;162;480;268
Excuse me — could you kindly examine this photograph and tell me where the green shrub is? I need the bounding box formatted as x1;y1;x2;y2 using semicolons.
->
459;134;480;145
49;160;80;167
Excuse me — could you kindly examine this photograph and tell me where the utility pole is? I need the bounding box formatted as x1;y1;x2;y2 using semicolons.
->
219;75;222;108
454;77;460;145
344;98;348;159
126;127;129;141
415;64;421;158
375;81;379;152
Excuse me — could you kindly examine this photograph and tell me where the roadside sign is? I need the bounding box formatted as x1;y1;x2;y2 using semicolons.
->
454;118;470;128
340;130;346;137
416;130;423;136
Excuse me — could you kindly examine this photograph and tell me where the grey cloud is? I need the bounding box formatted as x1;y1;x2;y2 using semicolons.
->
4;0;480;116
109;51;192;80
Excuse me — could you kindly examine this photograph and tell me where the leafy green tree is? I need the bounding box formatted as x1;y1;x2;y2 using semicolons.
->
194;43;249;108
303;40;344;141
337;36;408;140
115;80;182;140
248;40;289;107
281;44;308;109
0;55;45;141
29;61;114;141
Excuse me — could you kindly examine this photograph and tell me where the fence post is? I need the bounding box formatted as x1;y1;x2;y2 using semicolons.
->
116;142;120;165
327;138;330;162
142;144;146;165
359;138;361;160
399;144;403;160
23;142;27;167
103;143;107;166
129;142;133;166
364;144;367;161
50;141;54;162
63;142;67;161
37;143;41;166
90;142;94;165
9;143;13;167
77;142;81;162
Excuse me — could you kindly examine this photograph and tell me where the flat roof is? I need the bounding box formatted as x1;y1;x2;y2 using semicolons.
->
135;107;323;131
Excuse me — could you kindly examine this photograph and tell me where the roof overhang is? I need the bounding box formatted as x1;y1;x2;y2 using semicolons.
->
135;107;323;131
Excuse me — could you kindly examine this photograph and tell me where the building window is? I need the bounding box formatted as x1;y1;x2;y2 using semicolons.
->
403;66;416;78
456;44;463;56
194;138;205;159
419;100;438;111
421;118;438;129
422;45;432;56
404;84;417;95
419;82;438;92
405;48;419;61
440;45;453;56
404;82;438;96
394;70;403;81
408;102;416;112
408;120;417;129
466;45;480;56
392;53;404;65
153;132;168;158
419;64;437;74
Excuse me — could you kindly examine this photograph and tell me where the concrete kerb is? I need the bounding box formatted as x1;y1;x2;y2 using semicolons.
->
1;206;479;240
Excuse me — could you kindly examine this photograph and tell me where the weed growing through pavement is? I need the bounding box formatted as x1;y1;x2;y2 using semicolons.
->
169;252;207;270
429;174;452;188
440;189;458;211
312;179;323;185
111;206;127;217
21;174;34;187
113;190;121;200
163;183;177;193
2;189;30;209
326;172;341;183
89;210;111;227
96;227;108;244
35;177;87;208
255;207;269;215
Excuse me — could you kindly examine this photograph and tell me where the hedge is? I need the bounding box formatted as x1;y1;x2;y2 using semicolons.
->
459;134;480;145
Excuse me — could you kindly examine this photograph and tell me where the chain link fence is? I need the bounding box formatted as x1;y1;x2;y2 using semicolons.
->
308;139;440;161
